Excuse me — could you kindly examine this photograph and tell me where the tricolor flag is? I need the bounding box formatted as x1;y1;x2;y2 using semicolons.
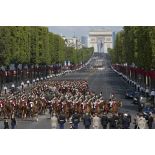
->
100;41;103;48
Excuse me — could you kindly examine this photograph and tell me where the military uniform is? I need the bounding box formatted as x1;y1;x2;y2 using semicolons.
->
72;112;80;129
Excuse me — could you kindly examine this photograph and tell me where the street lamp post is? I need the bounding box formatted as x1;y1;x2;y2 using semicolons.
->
11;83;15;94
4;86;7;95
36;78;39;83
32;79;35;85
27;80;30;87
124;62;128;78
21;81;24;91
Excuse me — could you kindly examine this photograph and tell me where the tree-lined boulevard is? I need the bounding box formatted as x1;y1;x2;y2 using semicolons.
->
0;26;154;129
0;53;154;129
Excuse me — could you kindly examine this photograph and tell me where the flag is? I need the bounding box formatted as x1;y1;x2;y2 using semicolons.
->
64;61;67;66
100;41;103;48
68;61;70;66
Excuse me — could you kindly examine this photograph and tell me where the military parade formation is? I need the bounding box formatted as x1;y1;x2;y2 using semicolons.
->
0;74;154;129
0;52;154;129
0;51;155;129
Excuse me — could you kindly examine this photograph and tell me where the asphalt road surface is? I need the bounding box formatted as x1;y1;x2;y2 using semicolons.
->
0;53;154;129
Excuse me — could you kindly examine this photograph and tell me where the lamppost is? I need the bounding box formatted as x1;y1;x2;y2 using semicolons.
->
47;76;49;80
21;81;24;91
36;78;39;83
4;85;7;95
27;80;30;87
11;83;15;94
124;62;128;77
32;79;35;85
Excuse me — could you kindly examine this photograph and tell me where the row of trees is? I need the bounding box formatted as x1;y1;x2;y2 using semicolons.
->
108;26;155;89
65;47;94;65
0;26;93;67
108;26;155;70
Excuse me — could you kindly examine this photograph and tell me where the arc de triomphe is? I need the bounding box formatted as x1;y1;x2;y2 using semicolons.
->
88;29;113;53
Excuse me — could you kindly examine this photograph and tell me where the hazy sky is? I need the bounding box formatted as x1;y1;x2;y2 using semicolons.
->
49;26;122;38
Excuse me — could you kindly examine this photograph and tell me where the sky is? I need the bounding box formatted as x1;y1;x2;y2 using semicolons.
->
49;26;123;38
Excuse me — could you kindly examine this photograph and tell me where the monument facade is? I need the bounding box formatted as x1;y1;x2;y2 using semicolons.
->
88;29;113;53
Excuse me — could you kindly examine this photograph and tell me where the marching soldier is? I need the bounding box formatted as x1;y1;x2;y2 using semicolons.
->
137;114;147;129
11;116;16;129
4;86;7;95
101;112;109;129
108;114;117;129
11;83;15;94
21;81;24;90
71;111;80;129
122;113;130;129
92;113;100;129
147;113;154;129
4;118;9;129
133;113;139;129
58;112;66;129
117;113;123;129
83;113;92;129
51;113;58;129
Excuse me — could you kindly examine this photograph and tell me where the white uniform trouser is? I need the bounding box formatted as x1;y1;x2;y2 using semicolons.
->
93;125;99;129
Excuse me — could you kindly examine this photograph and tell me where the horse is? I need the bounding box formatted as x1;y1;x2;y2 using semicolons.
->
30;105;39;121
110;100;122;114
63;102;71;120
103;102;110;113
2;102;13;119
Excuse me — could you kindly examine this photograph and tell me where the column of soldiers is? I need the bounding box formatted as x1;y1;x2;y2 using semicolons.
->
0;79;154;129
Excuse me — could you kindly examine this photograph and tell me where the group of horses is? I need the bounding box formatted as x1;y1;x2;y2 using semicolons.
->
0;80;122;120
0;85;48;120
50;98;122;120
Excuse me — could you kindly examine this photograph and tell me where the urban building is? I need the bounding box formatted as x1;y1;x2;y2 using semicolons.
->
63;36;82;49
81;36;88;47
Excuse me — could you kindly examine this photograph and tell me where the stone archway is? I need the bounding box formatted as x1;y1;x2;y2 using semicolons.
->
88;29;113;53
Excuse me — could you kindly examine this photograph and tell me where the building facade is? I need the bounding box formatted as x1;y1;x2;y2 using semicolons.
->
81;36;88;47
88;29;113;53
64;37;82;49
